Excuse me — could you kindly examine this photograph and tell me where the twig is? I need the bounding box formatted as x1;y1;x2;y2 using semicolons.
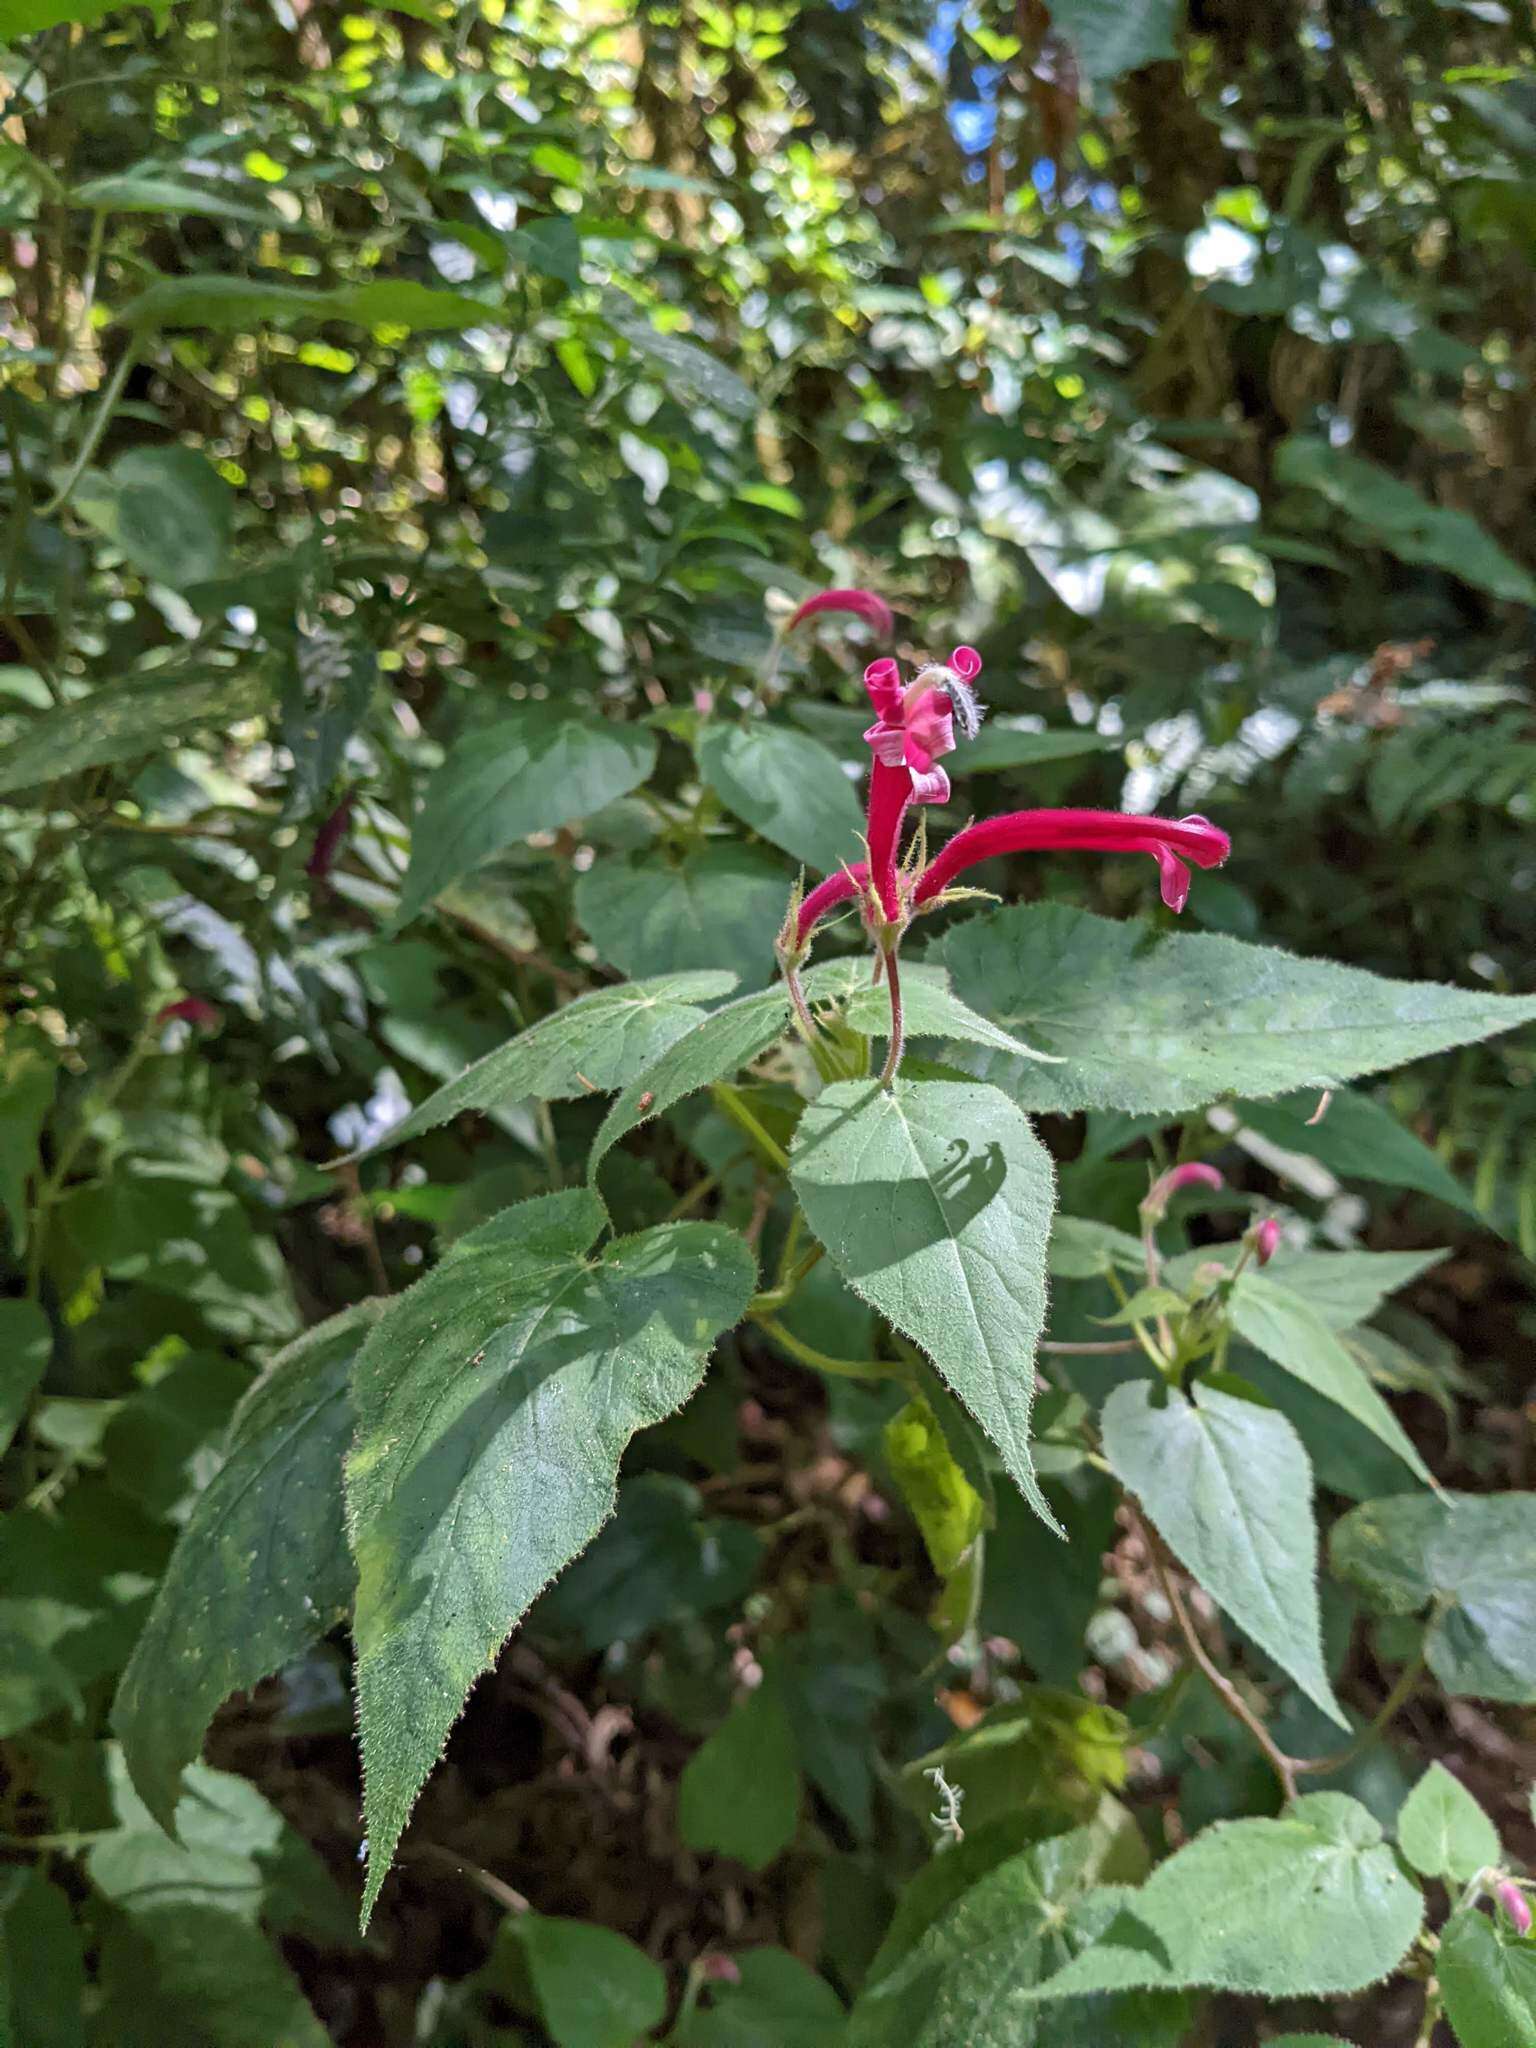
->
1131;1503;1297;1803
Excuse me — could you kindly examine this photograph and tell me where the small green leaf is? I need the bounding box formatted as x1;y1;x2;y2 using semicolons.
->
883;1393;986;1579
679;1680;800;1872
1028;1795;1423;2001
279;626;375;808
575;844;788;992
396;707;657;925
1397;1763;1500;1884
0;666;269;794
937;904;1536;1115
842;968;1061;1065
346;1190;755;1924
345;970;737;1160
537;1475;758;1649
112;1303;381;1831
673;1947;845;2048
1438;1906;1536;2048
790;1078;1058;1527
1331;1492;1536;1702
696;721;863;875
1230;1273;1432;1485
1102;1379;1346;1727
0;1029;53;1249
514;1915;668;2048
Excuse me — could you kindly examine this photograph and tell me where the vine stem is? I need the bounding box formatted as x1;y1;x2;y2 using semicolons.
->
1131;1503;1299;1804
877;939;904;1087
38;337;137;520
709;1083;790;1172
752;1314;897;1381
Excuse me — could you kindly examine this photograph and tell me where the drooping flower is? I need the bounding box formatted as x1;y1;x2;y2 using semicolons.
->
785;587;895;639
1141;1161;1224;1223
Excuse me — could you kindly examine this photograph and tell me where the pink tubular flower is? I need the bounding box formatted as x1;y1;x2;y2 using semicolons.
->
1497;1881;1532;1937
914;809;1229;916
1141;1161;1224;1222
786;587;895;640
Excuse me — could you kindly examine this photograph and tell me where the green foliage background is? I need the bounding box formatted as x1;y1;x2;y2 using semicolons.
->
3;0;1536;2042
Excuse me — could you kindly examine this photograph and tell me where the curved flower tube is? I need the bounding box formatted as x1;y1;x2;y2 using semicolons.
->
913;809;1230;915
796;861;871;945
786;587;896;639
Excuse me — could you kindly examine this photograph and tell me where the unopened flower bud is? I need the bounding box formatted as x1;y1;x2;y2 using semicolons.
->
1497;1880;1532;1937
698;1953;742;1984
1140;1161;1223;1223
1251;1217;1282;1266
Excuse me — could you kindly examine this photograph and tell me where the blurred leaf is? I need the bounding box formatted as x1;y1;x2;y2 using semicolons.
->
1043;0;1178;78
279;626;374;808
513;1915;667;2048
1331;1492;1536;1702
75;446;234;588
396;707;657;925
0;1866;85;2048
696;721;864;874
679;1678;800;1871
70;173;281;225
118;273;495;333
673;1948;845;2048
0;666;268;793
605;299;757;420
1239;1089;1479;1218
576;844;787;993
0;1299;50;1460
1277;436;1536;604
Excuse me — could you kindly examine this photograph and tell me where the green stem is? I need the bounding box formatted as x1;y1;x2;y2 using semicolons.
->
1295;1632;1434;1779
709;1083;789;1172
38;338;138;521
753;1314;896;1381
26;1024;155;1300
749;1244;824;1314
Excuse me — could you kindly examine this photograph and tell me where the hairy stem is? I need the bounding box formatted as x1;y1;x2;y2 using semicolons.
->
1132;1504;1298;1804
877;940;904;1088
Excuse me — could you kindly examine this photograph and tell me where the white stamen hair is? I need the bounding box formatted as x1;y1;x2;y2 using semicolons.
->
911;663;985;740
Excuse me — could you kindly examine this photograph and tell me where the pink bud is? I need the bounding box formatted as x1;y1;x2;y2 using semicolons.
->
698;1953;742;1983
949;645;982;681
1141;1161;1224;1221
1252;1217;1282;1266
786;587;895;640
1498;1880;1532;1937
692;688;715;715
154;997;221;1032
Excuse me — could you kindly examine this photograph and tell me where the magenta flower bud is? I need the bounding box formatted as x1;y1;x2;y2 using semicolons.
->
698;1953;742;1984
1140;1161;1224;1222
1497;1880;1532;1937
155;997;221;1032
786;587;895;640
306;793;354;892
1252;1217;1282;1266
